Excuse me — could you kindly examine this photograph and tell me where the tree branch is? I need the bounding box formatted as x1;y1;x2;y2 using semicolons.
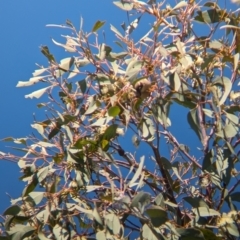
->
150;145;183;225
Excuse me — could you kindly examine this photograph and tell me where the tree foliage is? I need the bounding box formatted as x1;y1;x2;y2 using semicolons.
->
2;0;240;239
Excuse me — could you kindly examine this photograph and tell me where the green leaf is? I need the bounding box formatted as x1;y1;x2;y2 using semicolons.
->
203;2;220;7
4;215;15;231
110;24;123;38
59;57;74;71
48;122;61;140
53;224;69;240
160;157;172;169
131;192;151;213
179;54;193;70
152;100;171;127
16;76;46;87
176;228;205;240
164;200;178;208
224;122;238;138
92;20;105;32
129;156;145;187
74;138;98;152
7;138;27;145
101;139;109;151
66;82;73;93
98;43;112;60
32;68;48;77
86;185;103;193
78;79;87;93
154;193;165;208
35;141;56;148
103;124;118;140
172;162;182;181
125;58;143;81
93;207;103;225
209;40;223;50
196;227;222;240
169;72;181;92
41;45;56;63
66;19;74;28
85;97;99;115
226;223;240;237
2;137;14;142
234;53;239;71
112;214;121;235
220;150;233;186
96;231;107;240
74;170;83;188
37;166;49;183
22;177;38;197
114;41;124;48
171;92;196;109
62;125;73;143
209;171;222;189
105;213;121;235
29;192;44;205
193;207;220;217
141;117;155;141
108;106;121;117
202;150;214;172
113;1;133;11
201;54;215;69
90;117;106;127
142;224;159;240
226;104;240;113
187;108;202;142
194;9;221;24
37;103;46;108
75;58;90;67
230;192;240;202
212;76;232;105
3;205;21;216
225;112;239;125
146;206;168;227
7;225;35;240
25;86;51;99
68;64;80;79
126;17;141;35
142;120;149;139
122;109;130;126
171;179;180;194
74;204;93;215
52;38;75;53
107;51;128;61
172;1;188;10
95;73;111;85
183;197;209;208
202;108;214;118
37;231;49;240
31;124;45;137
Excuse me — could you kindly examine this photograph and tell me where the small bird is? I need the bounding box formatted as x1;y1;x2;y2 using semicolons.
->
134;78;152;98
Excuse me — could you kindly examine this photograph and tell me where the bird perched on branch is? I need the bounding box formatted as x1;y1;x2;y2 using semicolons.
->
134;78;156;98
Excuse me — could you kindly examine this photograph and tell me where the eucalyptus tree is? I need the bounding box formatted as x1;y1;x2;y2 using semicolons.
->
1;0;240;239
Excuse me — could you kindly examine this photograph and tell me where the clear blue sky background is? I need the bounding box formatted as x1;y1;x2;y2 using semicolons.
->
0;0;237;216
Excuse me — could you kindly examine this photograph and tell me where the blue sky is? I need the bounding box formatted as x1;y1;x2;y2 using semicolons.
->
0;0;238;217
